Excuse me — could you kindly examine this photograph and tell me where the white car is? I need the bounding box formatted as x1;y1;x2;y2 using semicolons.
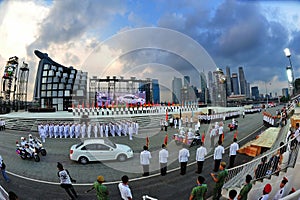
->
118;94;145;105
70;139;133;164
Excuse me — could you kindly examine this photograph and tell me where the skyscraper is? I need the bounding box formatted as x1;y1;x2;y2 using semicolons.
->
212;68;227;107
246;82;251;98
172;77;182;104
183;76;190;87
208;71;213;103
231;73;240;95
238;66;247;95
226;66;232;96
200;72;208;103
251;86;259;99
152;79;160;104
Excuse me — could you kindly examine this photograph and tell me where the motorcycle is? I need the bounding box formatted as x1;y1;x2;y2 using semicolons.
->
29;138;47;156
16;143;40;162
228;122;238;131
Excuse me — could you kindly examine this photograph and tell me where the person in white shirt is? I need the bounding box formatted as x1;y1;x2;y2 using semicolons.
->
213;141;225;172
195;141;207;174
258;183;272;200
229;138;239;168
118;175;132;200
57;162;77;200
273;177;288;200
178;145;190;175
294;123;300;143
140;145;152;176
159;144;169;176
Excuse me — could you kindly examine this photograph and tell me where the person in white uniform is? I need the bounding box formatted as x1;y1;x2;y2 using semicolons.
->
140;145;152;176
178;145;190;175
159;144;168;176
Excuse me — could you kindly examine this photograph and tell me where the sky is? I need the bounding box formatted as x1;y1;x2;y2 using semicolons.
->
0;0;300;101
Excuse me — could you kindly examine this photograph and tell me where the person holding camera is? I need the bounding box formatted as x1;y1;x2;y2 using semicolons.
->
57;162;78;200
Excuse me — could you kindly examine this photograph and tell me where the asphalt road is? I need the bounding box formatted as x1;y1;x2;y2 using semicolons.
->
0;107;281;200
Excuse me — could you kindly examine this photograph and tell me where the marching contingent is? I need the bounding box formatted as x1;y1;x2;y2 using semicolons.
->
37;120;140;141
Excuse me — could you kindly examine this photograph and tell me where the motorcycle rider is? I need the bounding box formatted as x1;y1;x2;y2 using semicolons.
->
28;134;35;143
24;143;34;157
20;137;28;146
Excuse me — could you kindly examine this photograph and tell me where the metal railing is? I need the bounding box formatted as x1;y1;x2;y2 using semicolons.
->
0;185;8;200
223;138;300;189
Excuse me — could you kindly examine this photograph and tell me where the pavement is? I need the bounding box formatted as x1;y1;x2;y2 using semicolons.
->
0;107;281;200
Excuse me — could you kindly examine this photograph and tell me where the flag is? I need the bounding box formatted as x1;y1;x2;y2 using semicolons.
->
164;134;168;146
234;130;238;139
146;136;150;147
201;132;205;143
165;109;168;121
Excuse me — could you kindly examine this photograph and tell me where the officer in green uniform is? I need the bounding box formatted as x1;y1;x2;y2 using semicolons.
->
189;176;207;200
210;161;228;200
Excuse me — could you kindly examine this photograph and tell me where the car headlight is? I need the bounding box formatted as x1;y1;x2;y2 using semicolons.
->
127;149;132;153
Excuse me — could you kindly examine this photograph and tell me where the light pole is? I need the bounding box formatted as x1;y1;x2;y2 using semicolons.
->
283;48;295;96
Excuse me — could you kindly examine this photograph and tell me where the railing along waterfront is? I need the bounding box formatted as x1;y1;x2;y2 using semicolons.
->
223;137;300;189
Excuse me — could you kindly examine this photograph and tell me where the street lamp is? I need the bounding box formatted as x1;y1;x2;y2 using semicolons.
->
283;48;295;96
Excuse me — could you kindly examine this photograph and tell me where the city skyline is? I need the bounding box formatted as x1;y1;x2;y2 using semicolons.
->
0;0;300;101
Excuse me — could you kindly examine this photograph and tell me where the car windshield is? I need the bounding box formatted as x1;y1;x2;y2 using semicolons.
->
104;139;116;148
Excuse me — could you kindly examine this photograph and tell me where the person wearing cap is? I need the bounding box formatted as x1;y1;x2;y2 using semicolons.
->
210;161;228;200
259;183;272;200
57;162;78;200
237;174;252;200
85;175;109;200
273;177;288;200
159;144;169;176
118;175;132;200
189;176;207;200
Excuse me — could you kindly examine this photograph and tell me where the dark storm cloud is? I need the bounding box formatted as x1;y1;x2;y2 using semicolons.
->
26;0;126;56
157;0;300;83
116;49;201;86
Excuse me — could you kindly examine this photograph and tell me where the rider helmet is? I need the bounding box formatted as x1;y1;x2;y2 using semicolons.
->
21;137;25;140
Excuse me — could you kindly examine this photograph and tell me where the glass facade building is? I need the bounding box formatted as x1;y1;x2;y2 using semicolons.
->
33;50;87;111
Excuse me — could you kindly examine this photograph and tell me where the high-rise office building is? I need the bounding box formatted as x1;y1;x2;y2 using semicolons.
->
246;82;251;98
183;76;190;87
208;71;213;103
226;66;232;96
172;77;182;104
238;66;247;95
231;73;240;95
33;50;87;111
152;79;160;104
200;72;208;103
212;68;227;107
251;86;259;99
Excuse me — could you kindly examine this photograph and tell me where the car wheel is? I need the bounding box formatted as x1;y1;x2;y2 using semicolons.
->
79;156;89;164
117;154;127;162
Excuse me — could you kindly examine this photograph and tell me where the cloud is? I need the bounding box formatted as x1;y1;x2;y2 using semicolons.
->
26;0;126;56
157;0;300;95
